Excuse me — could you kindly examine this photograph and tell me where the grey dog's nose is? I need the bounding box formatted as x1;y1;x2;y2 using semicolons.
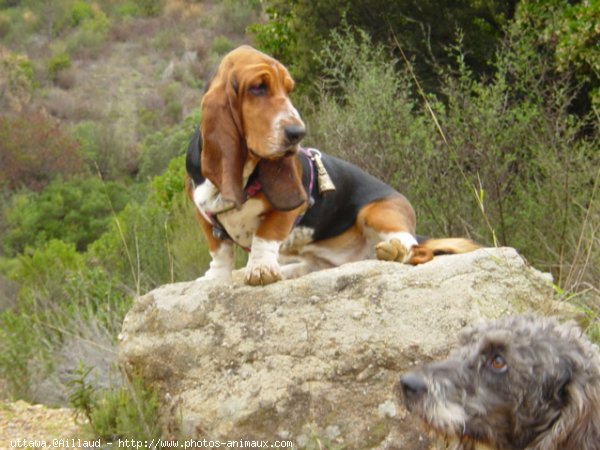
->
400;372;428;401
284;124;306;144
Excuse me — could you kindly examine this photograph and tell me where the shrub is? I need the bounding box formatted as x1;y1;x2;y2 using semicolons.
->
151;155;185;210
91;125;211;294
217;0;261;35
44;87;77;118
133;0;164;17
307;26;425;186
137;108;200;181
211;35;235;56
308;24;599;298
0;309;51;400
150;28;184;53
0;11;10;38
0;49;34;112
0;239;81;400
0;239;129;403
112;1;144;18
55;67;78;89
70;0;95;27
248;6;295;62
0;113;84;192
88;188;209;295
162;82;183;124
65;22;109;59
68;367;161;440
2;178;133;256
72;120;133;179
47;51;72;80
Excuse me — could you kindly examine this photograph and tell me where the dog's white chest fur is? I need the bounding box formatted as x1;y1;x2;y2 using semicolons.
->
193;180;265;248
216;199;265;248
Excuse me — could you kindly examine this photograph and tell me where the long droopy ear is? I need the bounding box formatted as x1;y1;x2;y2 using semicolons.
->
200;59;246;207
258;156;307;211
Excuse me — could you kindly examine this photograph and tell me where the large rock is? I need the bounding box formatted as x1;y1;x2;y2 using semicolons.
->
119;247;565;449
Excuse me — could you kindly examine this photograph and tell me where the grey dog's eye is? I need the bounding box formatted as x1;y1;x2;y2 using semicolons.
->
489;354;508;373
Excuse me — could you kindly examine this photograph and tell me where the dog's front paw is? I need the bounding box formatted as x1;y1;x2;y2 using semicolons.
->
197;242;234;283
375;239;409;262
245;262;282;286
245;237;282;286
197;267;232;282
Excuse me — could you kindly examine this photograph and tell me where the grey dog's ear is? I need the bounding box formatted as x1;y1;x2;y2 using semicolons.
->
555;358;573;401
538;355;573;407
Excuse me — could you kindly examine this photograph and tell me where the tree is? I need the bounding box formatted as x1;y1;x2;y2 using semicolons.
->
0;112;84;192
251;0;516;93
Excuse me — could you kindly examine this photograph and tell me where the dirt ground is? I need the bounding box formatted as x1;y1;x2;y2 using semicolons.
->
0;400;89;450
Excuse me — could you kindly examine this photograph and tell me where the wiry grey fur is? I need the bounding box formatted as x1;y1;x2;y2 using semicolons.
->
398;315;600;450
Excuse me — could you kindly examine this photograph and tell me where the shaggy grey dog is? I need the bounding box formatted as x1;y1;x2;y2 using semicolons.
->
398;315;600;450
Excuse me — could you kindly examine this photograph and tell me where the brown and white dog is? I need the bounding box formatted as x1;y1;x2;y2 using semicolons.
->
186;45;478;285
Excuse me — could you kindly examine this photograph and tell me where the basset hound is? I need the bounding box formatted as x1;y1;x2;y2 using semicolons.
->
186;45;479;286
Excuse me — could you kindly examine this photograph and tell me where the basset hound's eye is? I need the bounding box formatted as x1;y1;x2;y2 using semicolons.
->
248;82;268;97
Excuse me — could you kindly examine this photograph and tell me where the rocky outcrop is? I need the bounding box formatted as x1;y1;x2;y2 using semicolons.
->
119;247;566;449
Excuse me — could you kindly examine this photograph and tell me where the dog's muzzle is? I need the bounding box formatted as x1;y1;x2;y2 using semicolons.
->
398;371;428;410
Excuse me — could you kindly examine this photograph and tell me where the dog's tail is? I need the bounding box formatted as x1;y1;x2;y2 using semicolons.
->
411;237;481;264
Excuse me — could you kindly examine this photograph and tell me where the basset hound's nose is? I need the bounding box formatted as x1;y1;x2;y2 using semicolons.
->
284;124;306;144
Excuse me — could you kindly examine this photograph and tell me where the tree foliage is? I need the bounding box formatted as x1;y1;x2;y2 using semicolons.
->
514;0;600;113
307;24;599;292
251;0;516;92
0;113;84;192
2;177;133;256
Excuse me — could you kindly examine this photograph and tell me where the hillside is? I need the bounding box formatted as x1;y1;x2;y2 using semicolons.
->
1;0;258;177
0;0;598;445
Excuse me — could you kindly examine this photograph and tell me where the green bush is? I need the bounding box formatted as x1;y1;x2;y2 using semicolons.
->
137;109;200;181
3;178;133;256
248;6;295;62
253;0;514;93
307;25;427;187
70;0;95;27
308;24;599;298
162;82;183;124
150;28;184;52
112;2;143;18
0;240;82;400
72;120;133;179
68;365;161;440
0;11;10;38
47;51;72;80
65;15;110;58
91;119;211;293
0;237;129;403
0;50;35;111
89;190;210;296
514;1;600;113
0;309;51;400
132;0;164;17
211;35;235;56
217;0;261;35
151;155;185;210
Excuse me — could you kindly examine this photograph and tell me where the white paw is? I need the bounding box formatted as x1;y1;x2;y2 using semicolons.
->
245;261;282;286
196;266;232;282
375;239;411;262
244;237;282;286
197;242;234;282
375;232;418;263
